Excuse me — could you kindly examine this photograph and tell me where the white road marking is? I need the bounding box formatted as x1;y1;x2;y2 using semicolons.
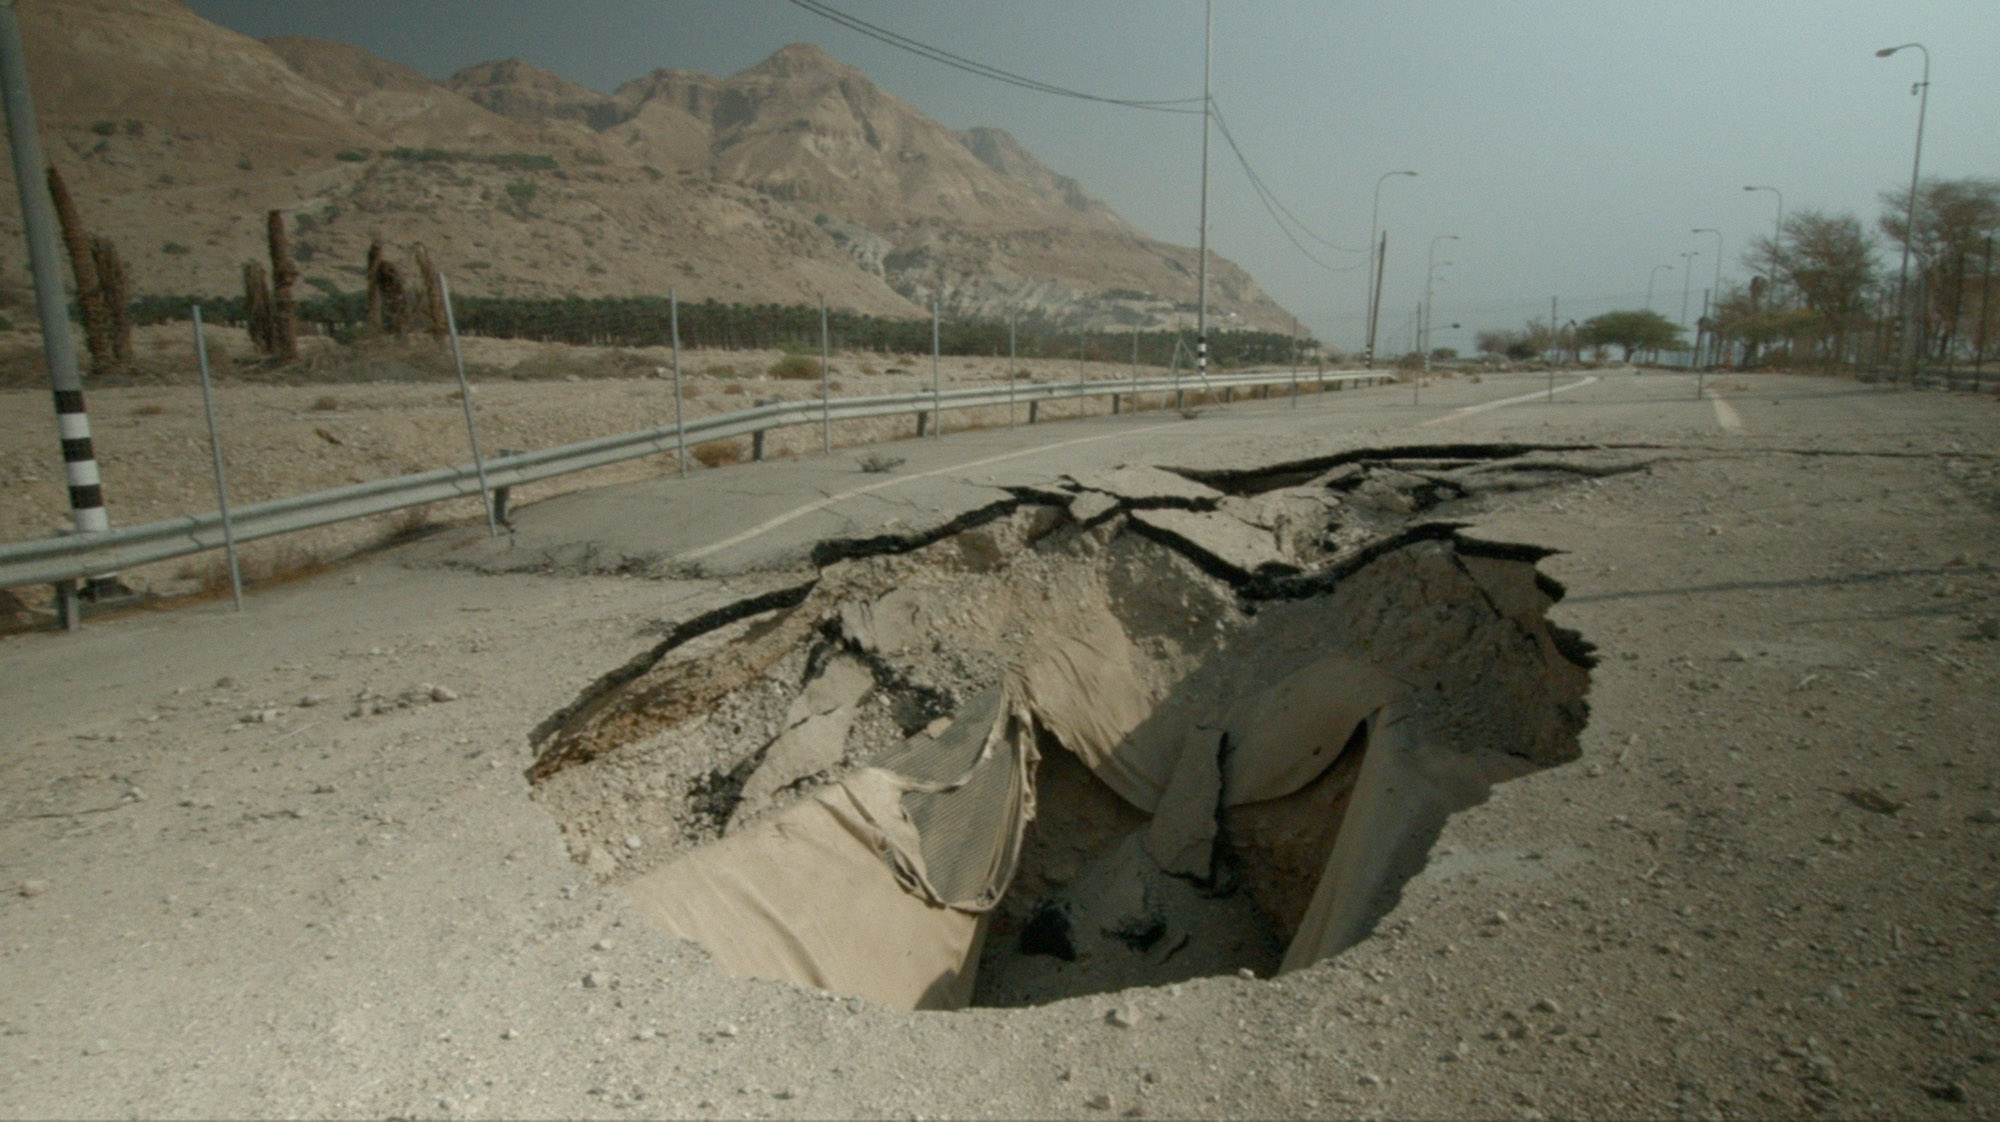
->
1707;390;1743;431
673;421;1180;564
1416;376;1599;426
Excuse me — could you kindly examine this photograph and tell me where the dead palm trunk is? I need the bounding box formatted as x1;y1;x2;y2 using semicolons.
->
89;236;132;364
45;164;118;374
266;209;298;361
243;260;275;355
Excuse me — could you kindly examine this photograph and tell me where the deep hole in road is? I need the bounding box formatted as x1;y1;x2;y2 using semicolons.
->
526;446;1618;1009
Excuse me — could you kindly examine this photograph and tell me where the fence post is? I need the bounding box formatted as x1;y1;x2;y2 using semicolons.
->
438;274;497;537
930;299;942;439
819;296;831;455
1007;310;1017;427
191;306;242;611
671;289;686;476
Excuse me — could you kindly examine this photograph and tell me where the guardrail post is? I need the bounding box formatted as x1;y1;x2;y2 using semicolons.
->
54;576;78;632
492;449;523;525
1028;400;1039;425
753;400;775;460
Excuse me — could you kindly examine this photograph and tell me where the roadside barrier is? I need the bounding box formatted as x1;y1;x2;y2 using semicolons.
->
0;367;1392;601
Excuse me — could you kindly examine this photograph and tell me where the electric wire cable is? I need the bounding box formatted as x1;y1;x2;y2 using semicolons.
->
787;0;1204;112
1209;101;1365;272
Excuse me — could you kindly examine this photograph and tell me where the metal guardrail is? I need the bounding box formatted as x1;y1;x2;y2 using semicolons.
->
0;367;1392;590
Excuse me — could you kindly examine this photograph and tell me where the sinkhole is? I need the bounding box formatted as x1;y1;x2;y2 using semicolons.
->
526;448;1610;1010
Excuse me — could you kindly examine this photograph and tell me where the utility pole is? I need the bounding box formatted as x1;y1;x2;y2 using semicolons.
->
1194;0;1211;388
1975;234;1992;389
0;0;122;611
1366;232;1387;367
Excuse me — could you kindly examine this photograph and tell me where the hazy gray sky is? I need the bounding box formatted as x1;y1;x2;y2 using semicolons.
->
184;0;2000;353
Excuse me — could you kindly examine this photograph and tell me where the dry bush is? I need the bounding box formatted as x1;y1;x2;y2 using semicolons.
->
769;353;819;380
705;363;737;377
380;504;431;544
180;542;336;599
720;383;746;395
310;395;340;411
692;439;743;468
132;403;166;416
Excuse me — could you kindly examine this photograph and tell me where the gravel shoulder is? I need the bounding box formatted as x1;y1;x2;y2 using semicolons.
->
1;369;1997;1120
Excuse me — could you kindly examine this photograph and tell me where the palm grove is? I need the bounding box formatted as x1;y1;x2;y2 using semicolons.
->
1476;177;1998;373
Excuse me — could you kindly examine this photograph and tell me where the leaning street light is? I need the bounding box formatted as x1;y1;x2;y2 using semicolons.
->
1692;228;1725;300
1421;234;1457;379
1646;263;1673;312
1679;250;1699;330
1363;170;1417;367
1694;228;1725;367
1877;42;1930;382
1743;185;1784;293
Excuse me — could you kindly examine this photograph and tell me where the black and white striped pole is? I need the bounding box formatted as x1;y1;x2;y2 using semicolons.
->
0;0;121;626
1193;0;1211;406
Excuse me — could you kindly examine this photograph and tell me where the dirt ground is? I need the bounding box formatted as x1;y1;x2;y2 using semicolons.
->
1;366;1998;1120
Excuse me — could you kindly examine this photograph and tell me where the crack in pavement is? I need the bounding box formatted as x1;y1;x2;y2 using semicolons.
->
670;422;1179;566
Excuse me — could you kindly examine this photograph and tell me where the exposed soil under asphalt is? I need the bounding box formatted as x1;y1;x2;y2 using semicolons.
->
2;367;1999;1120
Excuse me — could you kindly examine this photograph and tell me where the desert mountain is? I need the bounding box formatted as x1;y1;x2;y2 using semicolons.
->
1;0;1294;333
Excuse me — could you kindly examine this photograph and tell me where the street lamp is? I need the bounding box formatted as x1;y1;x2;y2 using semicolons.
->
1646;264;1673;312
1679;250;1699;330
1877;42;1930;382
1743;185;1784;293
1423;234;1458;377
1363;170;1417;367
1694;228;1724;366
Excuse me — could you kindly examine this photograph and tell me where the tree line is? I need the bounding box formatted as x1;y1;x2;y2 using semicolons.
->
130;288;1315;370
1475;176;1998;372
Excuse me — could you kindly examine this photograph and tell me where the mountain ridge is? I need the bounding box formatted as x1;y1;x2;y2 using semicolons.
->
1;1;1295;335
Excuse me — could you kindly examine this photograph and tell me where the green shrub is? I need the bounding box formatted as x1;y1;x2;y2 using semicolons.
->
90;120;116;137
334;149;370;162
505;179;537;204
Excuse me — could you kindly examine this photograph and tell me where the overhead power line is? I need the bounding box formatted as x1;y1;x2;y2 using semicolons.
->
786;0;1204;113
1209;101;1365;272
788;1;1358;280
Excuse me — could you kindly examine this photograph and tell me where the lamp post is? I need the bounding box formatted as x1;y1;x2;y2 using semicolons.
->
1679;252;1699;326
1363;170;1417;367
1877;42;1930;382
1743;185;1784;293
1694;228;1724;367
1647;264;1672;312
1422;234;1457;376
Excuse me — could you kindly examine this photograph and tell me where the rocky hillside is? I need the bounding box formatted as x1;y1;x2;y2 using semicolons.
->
0;0;1294;332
